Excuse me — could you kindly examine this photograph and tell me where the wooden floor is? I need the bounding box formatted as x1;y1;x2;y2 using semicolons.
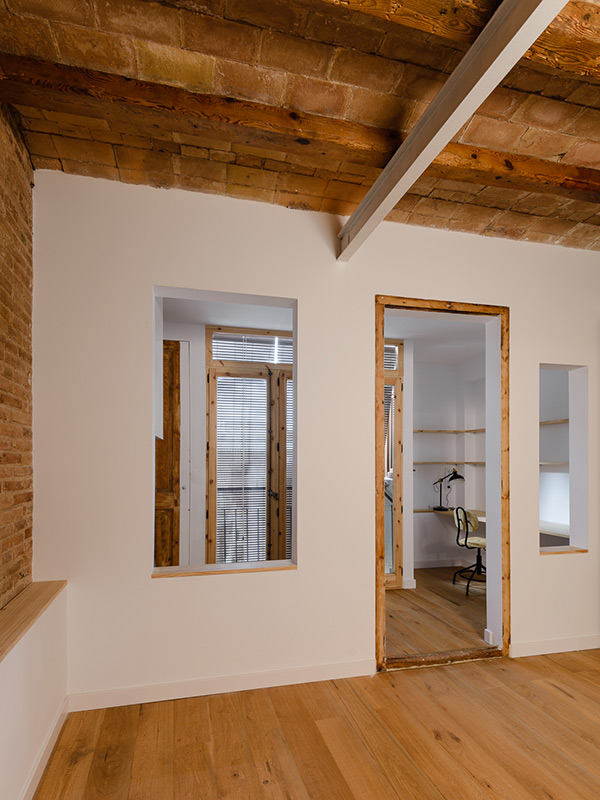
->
34;650;600;799
386;566;493;660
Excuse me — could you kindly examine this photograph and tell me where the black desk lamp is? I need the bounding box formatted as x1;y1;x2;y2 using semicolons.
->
433;468;465;511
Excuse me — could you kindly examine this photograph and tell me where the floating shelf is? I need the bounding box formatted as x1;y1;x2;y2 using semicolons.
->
414;461;485;466
540;419;569;426
414;429;463;434
414;428;485;434
539;461;569;466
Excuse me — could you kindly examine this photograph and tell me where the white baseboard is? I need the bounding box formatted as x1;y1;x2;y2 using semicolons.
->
67;658;377;712
510;633;600;658
21;697;68;800
402;578;417;589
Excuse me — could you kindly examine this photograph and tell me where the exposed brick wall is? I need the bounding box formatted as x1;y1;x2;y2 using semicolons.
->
0;101;33;609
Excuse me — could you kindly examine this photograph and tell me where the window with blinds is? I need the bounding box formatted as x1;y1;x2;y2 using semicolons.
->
216;376;268;563
384;384;395;475
384;344;398;370
212;331;293;364
207;328;294;565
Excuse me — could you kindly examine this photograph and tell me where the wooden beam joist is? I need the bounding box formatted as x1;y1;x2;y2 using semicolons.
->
430;142;600;203
319;0;600;82
338;0;570;260
0;54;398;166
2;53;599;206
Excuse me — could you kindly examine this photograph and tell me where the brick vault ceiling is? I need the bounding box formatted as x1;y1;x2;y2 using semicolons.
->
1;0;599;250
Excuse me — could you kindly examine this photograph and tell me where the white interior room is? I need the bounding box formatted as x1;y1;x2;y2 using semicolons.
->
4;170;600;799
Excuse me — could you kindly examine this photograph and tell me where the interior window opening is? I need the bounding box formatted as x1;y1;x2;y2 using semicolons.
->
539;364;588;554
153;290;296;573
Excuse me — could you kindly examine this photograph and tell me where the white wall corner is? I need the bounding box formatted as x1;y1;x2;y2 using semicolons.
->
21;699;69;800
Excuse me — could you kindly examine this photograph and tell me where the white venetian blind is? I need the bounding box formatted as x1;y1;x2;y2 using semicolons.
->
384;344;398;370
213;332;293;364
216;376;268;563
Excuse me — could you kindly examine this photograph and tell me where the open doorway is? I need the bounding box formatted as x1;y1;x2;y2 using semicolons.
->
375;296;509;670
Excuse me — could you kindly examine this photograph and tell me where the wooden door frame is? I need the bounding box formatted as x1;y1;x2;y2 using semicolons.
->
375;295;510;670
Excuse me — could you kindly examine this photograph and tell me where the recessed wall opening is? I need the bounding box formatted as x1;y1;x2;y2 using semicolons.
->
376;296;510;671
539;364;588;555
153;287;297;576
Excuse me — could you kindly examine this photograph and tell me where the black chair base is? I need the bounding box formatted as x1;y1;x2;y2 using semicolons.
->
453;550;486;596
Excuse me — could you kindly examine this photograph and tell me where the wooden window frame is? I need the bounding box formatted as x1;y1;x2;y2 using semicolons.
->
375;296;510;671
384;340;403;590
205;326;293;565
206;325;293;372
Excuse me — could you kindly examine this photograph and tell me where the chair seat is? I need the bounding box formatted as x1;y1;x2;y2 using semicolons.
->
459;536;486;548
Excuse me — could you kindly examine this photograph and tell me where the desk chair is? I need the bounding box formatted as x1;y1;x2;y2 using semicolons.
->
453;507;486;596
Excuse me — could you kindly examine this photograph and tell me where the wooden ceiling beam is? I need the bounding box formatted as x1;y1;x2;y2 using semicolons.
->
317;0;600;81
429;142;600;203
337;0;569;260
0;54;398;166
3;53;599;206
317;0;495;46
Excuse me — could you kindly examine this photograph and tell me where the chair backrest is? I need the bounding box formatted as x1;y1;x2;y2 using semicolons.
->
453;506;479;547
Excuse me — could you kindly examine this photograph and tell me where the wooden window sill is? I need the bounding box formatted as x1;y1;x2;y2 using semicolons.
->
0;580;67;665
152;561;297;578
540;546;588;555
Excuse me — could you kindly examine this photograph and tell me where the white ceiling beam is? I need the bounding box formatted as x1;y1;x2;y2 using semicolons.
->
337;0;568;261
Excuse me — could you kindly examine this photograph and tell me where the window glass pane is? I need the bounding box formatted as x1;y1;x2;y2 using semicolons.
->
216;376;267;563
539;368;570;548
384;344;398;370
384;384;395;574
213;332;293;364
286;379;294;560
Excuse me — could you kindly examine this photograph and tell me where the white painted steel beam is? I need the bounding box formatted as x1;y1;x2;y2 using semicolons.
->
337;0;568;261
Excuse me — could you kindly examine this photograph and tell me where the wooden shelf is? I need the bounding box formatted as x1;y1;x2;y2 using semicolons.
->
540;418;568;426
414;429;463;434
0;581;66;664
414;508;486;519
414;461;485;466
414;428;485;434
539;461;569;466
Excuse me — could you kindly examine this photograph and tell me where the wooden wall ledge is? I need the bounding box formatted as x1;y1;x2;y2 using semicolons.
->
0;581;66;665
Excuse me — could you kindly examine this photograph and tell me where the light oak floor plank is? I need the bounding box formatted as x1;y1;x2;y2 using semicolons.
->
33;710;105;800
386;566;493;658
34;651;600;800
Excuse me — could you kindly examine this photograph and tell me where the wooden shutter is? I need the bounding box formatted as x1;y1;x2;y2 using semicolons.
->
154;340;180;567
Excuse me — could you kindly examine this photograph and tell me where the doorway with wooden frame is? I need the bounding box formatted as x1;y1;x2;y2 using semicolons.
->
375;295;510;671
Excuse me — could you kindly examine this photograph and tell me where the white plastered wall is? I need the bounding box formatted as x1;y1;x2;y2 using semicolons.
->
33;172;600;705
0;589;67;800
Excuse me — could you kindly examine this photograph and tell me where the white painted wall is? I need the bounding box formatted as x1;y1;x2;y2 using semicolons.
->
0;589;67;800
32;172;600;705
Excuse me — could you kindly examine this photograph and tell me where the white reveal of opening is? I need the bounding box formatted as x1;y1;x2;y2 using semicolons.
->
539;364;588;551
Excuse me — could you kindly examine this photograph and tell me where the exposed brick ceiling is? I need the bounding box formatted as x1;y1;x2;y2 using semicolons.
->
1;0;600;250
